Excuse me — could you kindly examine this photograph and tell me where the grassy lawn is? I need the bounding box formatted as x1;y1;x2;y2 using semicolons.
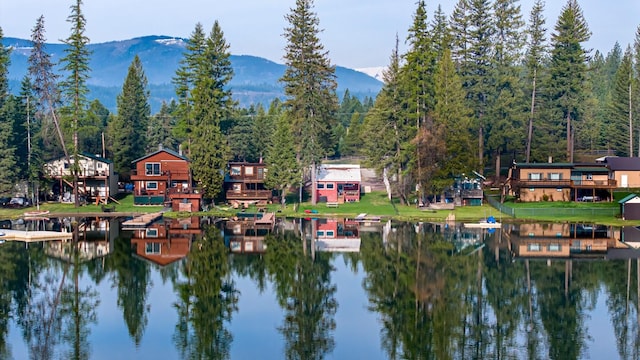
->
2;190;636;226
0;194;163;219
217;191;507;223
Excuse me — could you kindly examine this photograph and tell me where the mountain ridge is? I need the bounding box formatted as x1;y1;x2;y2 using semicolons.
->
3;35;382;112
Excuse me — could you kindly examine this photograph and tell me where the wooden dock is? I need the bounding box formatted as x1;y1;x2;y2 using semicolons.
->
0;229;72;242
121;212;164;229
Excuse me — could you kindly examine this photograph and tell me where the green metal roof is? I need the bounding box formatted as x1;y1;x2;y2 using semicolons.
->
618;194;639;204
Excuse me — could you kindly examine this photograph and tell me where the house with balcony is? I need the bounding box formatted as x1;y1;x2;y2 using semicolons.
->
316;164;361;205
130;148;202;211
224;162;272;208
509;162;616;202
43;152;118;204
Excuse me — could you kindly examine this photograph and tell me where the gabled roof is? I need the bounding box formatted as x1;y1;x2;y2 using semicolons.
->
605;157;640;171
619;194;640;204
317;164;361;183
132;148;189;164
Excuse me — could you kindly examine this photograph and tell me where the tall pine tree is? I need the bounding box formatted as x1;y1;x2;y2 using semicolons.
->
280;0;338;204
189;21;234;200
545;0;591;162
110;55;150;179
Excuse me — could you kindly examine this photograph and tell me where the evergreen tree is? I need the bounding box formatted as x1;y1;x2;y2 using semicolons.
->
59;0;92;206
252;103;275;161
545;0;591;162
83;99;109;156
0;31;18;195
362;38;412;203
633;26;640;156
281;0;339;203
523;0;548;162
431;5;450;59
189;21;234;200
487;0;525;178
173;23;207;156
265;113;300;207
228;109;255;162
608;46;634;156
146;101;178;153
28;15;63;158
466;0;495;174
0;97;18;196
402;0;438;197
341;112;364;157
433;48;475;188
110;55;150;179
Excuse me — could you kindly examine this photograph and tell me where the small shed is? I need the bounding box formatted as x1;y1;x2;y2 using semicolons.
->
619;194;640;220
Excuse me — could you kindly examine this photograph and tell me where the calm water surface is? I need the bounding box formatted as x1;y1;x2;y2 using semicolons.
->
2;216;640;359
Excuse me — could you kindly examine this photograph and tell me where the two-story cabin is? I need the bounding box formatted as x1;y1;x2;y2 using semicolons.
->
44;152;118;204
224;212;275;253
316;164;361;205
509;162;615;202
224;162;272;208
130;148;202;211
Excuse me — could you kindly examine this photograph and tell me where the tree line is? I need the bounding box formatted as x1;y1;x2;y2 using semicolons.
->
0;0;638;206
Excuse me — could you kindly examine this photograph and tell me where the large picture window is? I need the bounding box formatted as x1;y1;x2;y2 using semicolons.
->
145;242;160;254
146;181;158;190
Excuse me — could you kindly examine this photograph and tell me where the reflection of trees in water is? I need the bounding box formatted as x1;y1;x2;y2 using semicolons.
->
359;221;589;359
265;229;337;360
106;233;150;346
173;224;238;360
9;238;99;360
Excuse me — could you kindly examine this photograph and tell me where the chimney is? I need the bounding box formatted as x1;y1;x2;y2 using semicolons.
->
548;156;552;163
179;144;183;156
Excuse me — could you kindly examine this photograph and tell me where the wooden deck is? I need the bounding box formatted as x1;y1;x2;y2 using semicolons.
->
0;229;72;242
121;212;164;229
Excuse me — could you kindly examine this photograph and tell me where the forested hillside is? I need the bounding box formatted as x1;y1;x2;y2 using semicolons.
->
0;0;638;206
3;35;382;112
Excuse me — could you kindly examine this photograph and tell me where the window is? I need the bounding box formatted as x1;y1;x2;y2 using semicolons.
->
549;173;562;180
326;230;335;237
233;184;242;193
326;183;335;189
316;230;325;237
145;163;161;175
548;244;561;252
586;174;593;180
146;181;158;190
145;242;161;254
258;168;264;179
64;162;70;169
146;228;158;237
528;173;542;180
527;243;541;251
245;166;254;175
97;163;103;169
317;183;325;189
231;166;241;176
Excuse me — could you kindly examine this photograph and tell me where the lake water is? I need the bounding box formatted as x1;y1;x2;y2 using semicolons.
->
2;216;640;359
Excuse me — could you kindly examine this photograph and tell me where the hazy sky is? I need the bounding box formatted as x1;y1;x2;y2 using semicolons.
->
1;0;638;69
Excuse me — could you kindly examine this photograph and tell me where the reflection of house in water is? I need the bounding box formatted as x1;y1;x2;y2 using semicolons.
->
130;216;201;266
413;222;487;254
508;223;630;259
44;218;119;261
312;218;361;252
224;212;276;254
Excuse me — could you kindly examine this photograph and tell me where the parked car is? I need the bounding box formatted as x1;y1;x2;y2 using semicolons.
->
0;197;10;207
6;197;31;208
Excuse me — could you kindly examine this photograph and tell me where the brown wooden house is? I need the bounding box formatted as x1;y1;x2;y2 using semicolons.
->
130;148;202;211
224;162;272;208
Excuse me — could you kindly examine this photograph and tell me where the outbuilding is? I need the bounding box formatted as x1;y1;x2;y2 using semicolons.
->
619;194;640;220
